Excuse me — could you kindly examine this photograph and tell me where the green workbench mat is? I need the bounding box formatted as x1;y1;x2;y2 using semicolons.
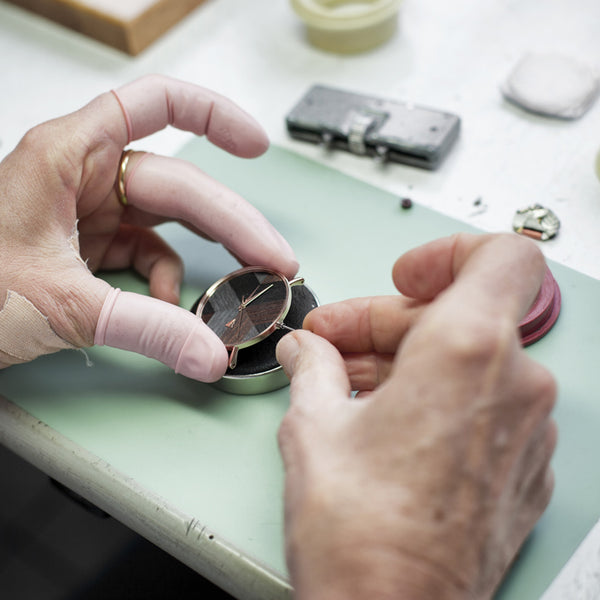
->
1;140;599;599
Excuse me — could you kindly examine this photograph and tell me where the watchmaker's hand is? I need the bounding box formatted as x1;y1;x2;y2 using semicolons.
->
276;233;556;600
0;74;301;383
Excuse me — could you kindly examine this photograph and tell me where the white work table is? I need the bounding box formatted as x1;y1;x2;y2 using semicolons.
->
1;1;600;598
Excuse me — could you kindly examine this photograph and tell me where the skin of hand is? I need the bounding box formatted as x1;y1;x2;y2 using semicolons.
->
276;233;557;600
0;74;298;380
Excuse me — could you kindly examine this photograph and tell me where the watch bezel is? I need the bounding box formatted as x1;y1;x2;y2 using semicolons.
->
195;266;293;353
191;277;319;395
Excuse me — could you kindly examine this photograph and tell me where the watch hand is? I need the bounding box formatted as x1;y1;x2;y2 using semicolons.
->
241;283;274;308
241;282;261;307
228;305;248;369
228;346;239;370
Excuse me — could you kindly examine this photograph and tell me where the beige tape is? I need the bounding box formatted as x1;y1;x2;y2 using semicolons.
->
0;290;75;365
68;220;90;269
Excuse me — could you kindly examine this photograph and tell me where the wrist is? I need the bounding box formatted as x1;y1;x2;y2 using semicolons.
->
285;490;471;600
291;550;467;600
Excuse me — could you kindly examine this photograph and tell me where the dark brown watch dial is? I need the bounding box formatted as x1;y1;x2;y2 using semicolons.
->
196;268;291;349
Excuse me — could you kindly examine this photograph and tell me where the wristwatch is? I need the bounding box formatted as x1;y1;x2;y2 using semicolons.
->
193;266;318;394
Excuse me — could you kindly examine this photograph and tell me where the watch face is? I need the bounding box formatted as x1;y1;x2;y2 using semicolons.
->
196;268;291;349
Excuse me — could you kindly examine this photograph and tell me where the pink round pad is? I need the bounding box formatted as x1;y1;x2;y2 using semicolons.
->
518;267;561;346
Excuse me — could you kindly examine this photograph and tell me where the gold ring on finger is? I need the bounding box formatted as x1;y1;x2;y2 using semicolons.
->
117;149;135;207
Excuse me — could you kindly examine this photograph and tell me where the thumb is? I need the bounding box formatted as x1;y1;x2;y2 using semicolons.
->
94;288;228;382
392;233;546;321
276;330;351;407
276;331;352;489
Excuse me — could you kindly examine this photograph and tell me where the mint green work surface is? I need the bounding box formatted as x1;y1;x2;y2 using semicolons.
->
1;140;600;598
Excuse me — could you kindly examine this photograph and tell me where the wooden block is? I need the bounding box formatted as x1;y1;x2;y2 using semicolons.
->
5;0;207;55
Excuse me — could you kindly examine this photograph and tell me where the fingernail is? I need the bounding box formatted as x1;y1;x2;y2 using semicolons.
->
273;232;300;277
172;281;181;303
276;333;299;377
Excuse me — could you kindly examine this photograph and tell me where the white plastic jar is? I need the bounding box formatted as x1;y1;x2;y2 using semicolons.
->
290;0;402;53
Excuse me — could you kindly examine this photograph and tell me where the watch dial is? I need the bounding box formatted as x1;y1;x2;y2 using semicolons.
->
198;269;289;347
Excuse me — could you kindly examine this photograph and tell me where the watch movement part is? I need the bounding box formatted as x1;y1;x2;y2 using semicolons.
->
513;204;560;241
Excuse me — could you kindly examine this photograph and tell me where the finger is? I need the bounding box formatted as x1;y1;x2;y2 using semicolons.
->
93;224;184;305
121;152;299;279
393;233;547;323
343;352;395;391
303;295;424;354
276;330;351;409
112;74;269;156
94;288;228;382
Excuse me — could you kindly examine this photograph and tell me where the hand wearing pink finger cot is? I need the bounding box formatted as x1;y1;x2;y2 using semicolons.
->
0;74;298;381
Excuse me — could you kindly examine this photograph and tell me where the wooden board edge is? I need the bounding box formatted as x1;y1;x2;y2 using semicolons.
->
4;0;206;55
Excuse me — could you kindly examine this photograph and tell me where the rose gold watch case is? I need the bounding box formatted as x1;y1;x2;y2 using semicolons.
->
194;267;316;395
